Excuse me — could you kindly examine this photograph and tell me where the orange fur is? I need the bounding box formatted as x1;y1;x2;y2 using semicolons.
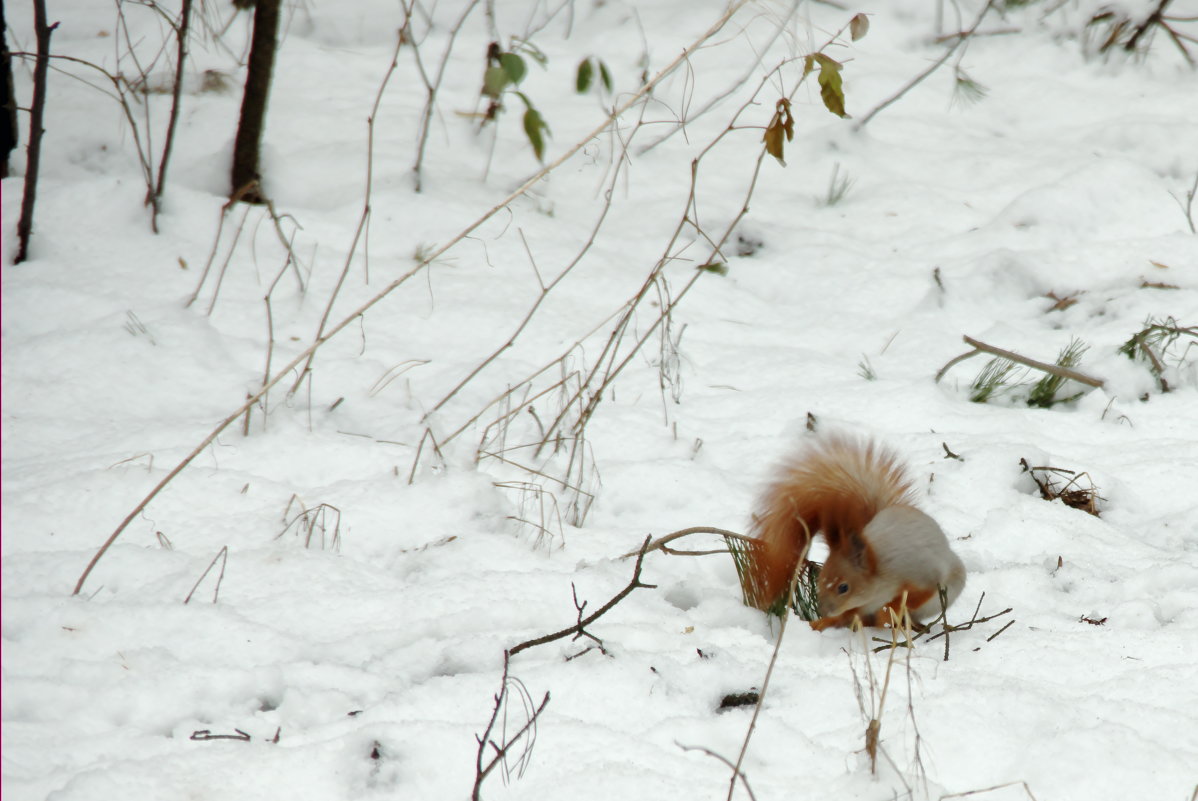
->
745;434;913;610
743;433;965;630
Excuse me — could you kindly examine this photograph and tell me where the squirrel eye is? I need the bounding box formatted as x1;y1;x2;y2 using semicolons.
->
837;582;850;595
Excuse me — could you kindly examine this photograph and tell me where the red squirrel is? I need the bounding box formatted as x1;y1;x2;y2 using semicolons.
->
743;433;966;630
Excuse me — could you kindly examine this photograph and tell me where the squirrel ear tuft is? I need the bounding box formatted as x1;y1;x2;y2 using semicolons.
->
847;531;875;572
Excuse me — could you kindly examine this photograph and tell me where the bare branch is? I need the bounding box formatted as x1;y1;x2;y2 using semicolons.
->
962;335;1104;389
471;652;550;801
509;535;656;657
621;526;756;559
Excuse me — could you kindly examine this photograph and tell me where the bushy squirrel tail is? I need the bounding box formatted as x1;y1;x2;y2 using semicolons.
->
743;433;916;611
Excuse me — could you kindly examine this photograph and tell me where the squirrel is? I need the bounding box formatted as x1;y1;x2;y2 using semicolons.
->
742;433;966;630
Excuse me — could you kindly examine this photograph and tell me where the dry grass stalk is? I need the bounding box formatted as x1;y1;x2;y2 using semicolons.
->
1019;458;1103;517
183;545;229;604
278;497;343;550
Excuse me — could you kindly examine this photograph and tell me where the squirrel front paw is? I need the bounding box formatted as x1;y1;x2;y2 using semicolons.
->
810;610;875;631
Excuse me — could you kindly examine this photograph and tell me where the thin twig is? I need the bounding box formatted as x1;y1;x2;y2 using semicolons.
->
289;29;404;393
622;526;757;559
638;0;802;156
471;651;550;801
934;348;981;383
190;728;251;742
855;0;996;129
727;561;805;800
677;743;758;801
940;780;1040;801
986;619;1015;642
183;546;229;604
150;0;193;233
406;0;483;192
425;223;601;417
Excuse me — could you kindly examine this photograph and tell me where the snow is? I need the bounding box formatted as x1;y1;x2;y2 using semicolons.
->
3;1;1198;800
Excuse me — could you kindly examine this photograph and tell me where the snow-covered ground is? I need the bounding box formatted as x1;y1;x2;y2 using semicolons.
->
4;1;1197;799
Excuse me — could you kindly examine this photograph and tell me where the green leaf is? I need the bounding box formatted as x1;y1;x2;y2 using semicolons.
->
813;54;847;118
698;261;729;276
500;52;527;85
523;107;549;161
598;60;613;92
482;65;509;99
576;58;594;93
512;38;549;67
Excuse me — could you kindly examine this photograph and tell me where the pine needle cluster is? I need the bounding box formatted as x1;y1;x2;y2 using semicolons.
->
969;338;1089;408
724;534;822;621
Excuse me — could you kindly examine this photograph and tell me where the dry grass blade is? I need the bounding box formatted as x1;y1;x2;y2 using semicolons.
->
183;546;229;604
494;480;566;549
277;501;343;550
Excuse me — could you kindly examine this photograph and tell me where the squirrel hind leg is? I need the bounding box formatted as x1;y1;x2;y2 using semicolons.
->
810;586;947;632
877;585;940;628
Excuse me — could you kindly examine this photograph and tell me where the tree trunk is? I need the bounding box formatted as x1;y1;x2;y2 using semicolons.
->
15;0;54;264
1;0;19;179
230;0;281;204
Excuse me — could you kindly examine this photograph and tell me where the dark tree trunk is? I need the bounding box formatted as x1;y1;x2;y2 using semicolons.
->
1;0;19;179
230;0;280;204
15;0;54;264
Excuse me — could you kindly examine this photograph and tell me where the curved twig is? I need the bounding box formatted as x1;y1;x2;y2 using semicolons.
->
621;526;755;559
934;347;981;383
677;743;758;801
